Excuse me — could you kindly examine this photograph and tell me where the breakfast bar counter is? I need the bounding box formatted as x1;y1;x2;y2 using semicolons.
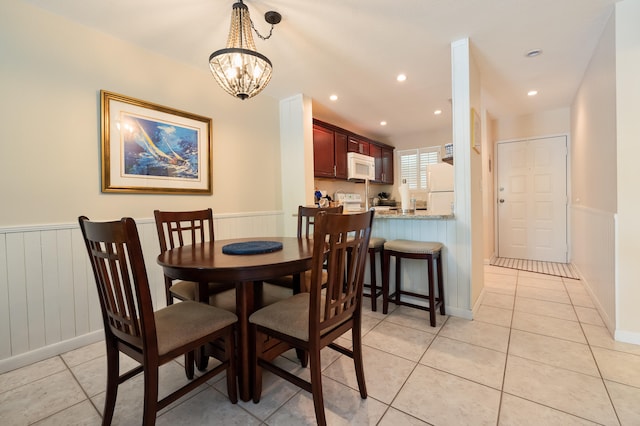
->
373;210;453;220
368;209;465;318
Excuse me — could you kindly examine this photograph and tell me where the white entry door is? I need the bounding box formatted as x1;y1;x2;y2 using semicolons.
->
497;136;567;262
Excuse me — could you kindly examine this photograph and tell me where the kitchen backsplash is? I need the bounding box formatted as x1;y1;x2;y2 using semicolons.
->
314;178;393;204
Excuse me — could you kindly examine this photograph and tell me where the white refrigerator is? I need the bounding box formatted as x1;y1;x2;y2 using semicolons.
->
427;163;454;215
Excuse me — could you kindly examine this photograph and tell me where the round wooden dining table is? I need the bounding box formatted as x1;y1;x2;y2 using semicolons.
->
157;237;313;402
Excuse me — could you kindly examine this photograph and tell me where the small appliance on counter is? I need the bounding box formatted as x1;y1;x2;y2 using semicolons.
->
375;192;396;207
334;192;363;211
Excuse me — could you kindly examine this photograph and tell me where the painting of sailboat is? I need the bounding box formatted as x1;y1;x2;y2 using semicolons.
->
101;90;212;194
121;113;199;180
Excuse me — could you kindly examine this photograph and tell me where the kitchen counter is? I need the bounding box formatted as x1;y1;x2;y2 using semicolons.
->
373;209;453;220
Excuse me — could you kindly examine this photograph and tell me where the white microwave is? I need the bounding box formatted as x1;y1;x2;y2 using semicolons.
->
347;152;375;180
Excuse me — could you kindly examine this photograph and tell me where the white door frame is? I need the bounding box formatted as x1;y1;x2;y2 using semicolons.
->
494;134;570;263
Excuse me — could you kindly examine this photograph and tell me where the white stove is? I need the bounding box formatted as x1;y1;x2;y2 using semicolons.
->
335;192;363;211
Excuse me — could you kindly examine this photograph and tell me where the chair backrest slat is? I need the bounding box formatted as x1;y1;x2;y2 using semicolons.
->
79;216;156;352
155;209;215;251
297;205;344;239
309;210;373;336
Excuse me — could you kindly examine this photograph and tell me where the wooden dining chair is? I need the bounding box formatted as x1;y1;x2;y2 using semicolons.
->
154;209;235;305
79;216;238;426
250;209;374;425
266;204;343;293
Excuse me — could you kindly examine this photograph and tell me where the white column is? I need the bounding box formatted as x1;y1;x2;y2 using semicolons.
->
279;94;315;236
451;38;485;312
615;0;640;345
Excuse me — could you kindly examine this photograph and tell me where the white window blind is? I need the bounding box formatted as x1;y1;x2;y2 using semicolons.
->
397;147;440;190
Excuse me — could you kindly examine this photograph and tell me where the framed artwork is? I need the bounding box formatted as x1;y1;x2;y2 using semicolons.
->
471;107;481;154
100;90;212;194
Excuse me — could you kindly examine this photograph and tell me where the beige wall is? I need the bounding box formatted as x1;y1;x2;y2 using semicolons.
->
570;0;640;345
615;0;640;343
390;127;452;152
468;45;485;309
482;110;496;262
570;8;617;333
571;13;617;213
493;108;571;142
0;2;283;228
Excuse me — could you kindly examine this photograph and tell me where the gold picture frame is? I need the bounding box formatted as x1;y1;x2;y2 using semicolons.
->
100;90;212;194
471;107;481;154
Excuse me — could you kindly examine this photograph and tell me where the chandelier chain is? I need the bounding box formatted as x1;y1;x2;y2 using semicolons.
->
250;20;275;40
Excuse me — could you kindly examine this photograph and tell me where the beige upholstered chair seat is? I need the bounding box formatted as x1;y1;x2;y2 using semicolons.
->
369;237;386;249
154;301;237;356
249;292;343;342
265;269;328;294
169;280;234;301
383;239;442;254
205;284;294;314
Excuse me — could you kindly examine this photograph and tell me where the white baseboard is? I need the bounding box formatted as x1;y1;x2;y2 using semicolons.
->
0;330;104;374
614;330;640;346
446;305;473;320
471;289;486;319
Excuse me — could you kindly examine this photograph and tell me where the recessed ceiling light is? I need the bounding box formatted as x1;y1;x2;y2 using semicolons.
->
380;121;387;126
329;94;338;101
525;49;543;58
434;110;442;115
528;90;538;96
396;74;407;82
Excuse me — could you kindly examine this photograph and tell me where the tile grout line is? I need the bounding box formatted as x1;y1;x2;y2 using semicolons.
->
58;355;103;423
496;270;617;425
378;310;450;423
565;278;623;426
494;270;519;425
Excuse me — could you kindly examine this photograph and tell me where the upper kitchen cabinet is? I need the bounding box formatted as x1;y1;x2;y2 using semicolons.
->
313;121;348;179
381;146;394;184
348;136;369;155
370;143;394;184
313;118;393;183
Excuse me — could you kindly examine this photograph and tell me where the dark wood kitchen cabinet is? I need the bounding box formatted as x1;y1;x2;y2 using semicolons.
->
313;118;393;182
370;143;394;184
381;146;394;184
348;136;369;155
313;122;347;179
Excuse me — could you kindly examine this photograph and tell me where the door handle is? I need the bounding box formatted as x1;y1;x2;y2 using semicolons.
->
499;199;505;203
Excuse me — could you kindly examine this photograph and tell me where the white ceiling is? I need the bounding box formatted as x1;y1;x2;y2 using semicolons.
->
24;0;617;142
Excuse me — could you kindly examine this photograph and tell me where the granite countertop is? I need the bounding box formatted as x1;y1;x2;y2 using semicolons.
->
373;209;453;220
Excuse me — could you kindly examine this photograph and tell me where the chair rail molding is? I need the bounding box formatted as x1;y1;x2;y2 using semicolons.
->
0;210;283;373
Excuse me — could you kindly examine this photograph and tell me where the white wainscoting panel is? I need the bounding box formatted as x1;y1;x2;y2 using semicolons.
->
0;211;283;373
570;205;616;332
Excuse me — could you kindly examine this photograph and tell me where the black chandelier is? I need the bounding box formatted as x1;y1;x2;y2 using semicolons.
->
208;0;281;100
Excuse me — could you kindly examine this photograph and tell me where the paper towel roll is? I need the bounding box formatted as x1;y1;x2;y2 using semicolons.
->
399;179;410;211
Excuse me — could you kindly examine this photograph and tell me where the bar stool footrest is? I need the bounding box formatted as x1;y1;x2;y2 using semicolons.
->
389;291;444;312
363;285;384;298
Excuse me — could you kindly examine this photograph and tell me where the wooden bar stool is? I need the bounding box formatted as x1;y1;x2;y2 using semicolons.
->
382;239;445;326
364;237;385;311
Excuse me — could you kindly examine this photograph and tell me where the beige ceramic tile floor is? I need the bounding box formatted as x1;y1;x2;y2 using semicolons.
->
1;266;639;425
